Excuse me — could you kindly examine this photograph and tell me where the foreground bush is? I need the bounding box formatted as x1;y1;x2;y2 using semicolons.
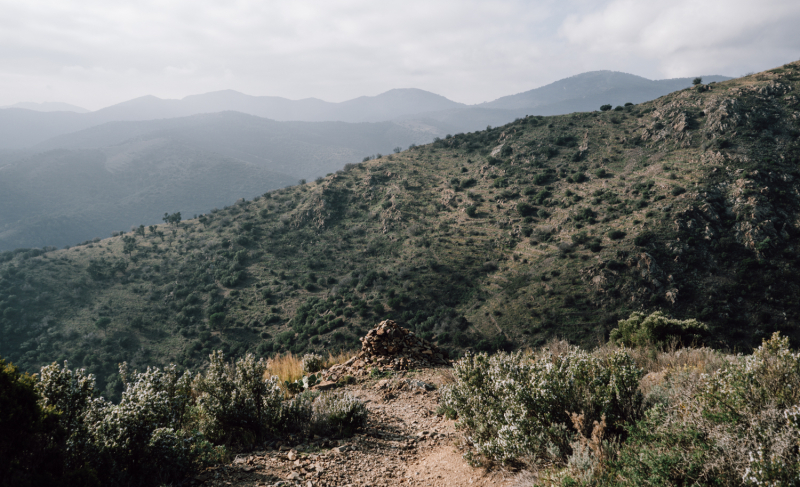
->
440;345;643;465
610;332;800;486
1;350;367;486
193;351;283;445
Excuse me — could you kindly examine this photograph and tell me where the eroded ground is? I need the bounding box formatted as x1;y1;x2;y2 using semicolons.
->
189;369;514;487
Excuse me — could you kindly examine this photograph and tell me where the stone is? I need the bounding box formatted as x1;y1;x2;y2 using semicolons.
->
314;380;337;391
319;320;451;381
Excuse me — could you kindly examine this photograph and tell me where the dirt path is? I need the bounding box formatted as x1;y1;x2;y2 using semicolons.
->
189;369;514;487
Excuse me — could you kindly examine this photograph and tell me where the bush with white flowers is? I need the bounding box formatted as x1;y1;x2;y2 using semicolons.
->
440;346;644;465
193;351;283;444
302;353;325;374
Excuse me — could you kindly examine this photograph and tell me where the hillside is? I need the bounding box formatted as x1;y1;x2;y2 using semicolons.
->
0;112;435;251
1;61;798;397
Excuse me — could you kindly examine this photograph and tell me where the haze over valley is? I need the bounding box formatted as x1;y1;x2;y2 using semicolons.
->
0;71;730;251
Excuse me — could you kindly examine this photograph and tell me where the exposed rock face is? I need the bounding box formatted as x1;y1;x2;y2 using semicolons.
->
321;320;450;381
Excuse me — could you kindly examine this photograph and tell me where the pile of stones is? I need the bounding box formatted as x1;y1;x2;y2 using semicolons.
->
320;320;450;383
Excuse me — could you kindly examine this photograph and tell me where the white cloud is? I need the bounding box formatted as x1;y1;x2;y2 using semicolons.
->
0;0;797;109
559;0;800;77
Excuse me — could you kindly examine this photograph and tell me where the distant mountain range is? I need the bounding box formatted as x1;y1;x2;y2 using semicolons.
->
0;70;731;250
0;71;730;150
2;101;89;113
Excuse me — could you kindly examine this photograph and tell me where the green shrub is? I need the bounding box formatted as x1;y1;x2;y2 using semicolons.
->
609;311;708;348
465;205;478;217
613;333;800;485
302;353;324;374
1;358;75;487
36;360;221;486
607;229;626;240
193;351;283;445
311;391;368;437
517;202;536;217
440;347;643;465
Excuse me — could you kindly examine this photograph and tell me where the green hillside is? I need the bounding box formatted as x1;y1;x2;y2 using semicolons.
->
2;61;800;397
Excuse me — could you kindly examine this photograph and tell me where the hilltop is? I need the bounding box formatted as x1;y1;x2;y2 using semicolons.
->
1;61;798;396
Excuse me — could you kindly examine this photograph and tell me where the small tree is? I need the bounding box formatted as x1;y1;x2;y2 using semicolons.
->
600;104;612;111
136;225;145;237
122;236;136;257
393;147;402;154
163;212;181;227
692;77;703;86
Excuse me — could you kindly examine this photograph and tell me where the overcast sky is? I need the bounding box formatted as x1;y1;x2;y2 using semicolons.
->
2;0;799;110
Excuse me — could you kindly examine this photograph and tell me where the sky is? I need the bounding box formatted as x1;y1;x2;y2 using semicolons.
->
1;0;799;110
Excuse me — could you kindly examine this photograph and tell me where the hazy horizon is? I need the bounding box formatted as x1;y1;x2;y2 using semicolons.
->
2;69;736;114
1;0;798;111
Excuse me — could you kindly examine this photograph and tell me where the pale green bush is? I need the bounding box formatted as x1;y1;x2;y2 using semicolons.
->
312;390;369;437
193;351;283;445
36;361;98;469
612;333;800;486
609;311;708;348
440;346;643;465
31;351;368;485
37;361;222;486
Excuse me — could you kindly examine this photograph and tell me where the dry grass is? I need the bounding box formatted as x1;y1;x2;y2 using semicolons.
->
263;349;358;384
323;349;358;369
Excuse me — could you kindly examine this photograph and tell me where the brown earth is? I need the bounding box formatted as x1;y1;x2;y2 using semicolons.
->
190;368;515;487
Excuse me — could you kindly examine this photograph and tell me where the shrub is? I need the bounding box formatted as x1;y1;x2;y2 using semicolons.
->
465;205;478;217
312;391;368;437
607;229;626;240
1;358;72;487
440;347;643;465
671;186;686;196
193;351;283;445
613;333;800;484
302;353;324;374
609;311;709;348
517;202;536;217
600;104;612;112
36;361;221;486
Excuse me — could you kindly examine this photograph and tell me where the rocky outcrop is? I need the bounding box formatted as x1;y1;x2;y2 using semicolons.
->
321;320;450;382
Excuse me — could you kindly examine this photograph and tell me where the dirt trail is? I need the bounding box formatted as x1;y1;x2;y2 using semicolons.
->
189;369;514;487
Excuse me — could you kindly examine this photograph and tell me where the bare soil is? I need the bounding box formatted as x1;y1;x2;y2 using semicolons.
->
189;368;514;487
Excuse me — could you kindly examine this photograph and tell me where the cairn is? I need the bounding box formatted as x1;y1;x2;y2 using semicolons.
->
320;320;450;382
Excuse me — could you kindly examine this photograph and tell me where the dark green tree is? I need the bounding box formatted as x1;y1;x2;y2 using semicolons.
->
162;212;181;227
122;236;136;257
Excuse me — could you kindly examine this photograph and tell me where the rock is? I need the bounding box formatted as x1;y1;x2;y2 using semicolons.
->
314;380;337;391
320;320;452;380
287;450;297;461
288;472;303;480
404;379;434;391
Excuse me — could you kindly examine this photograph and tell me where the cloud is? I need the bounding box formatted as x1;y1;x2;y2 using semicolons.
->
0;0;797;109
559;0;800;77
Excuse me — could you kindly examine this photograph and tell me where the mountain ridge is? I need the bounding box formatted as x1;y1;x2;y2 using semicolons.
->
0;70;730;150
